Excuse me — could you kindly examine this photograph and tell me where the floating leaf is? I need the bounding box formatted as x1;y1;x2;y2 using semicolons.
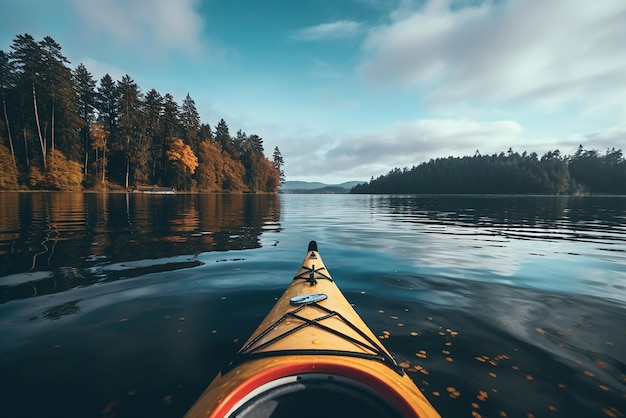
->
602;407;620;417
446;387;460;398
102;401;118;413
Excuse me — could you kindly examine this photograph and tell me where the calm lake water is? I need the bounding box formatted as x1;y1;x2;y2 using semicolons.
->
1;192;625;418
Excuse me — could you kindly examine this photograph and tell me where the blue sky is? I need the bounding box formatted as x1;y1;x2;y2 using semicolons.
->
2;0;625;184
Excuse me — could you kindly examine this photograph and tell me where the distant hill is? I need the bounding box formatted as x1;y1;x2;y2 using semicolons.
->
280;181;365;193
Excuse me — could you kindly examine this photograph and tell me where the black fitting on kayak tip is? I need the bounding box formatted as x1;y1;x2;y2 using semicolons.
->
308;241;318;252
307;265;317;285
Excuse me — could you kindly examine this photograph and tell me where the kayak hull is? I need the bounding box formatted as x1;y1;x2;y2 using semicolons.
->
186;241;440;418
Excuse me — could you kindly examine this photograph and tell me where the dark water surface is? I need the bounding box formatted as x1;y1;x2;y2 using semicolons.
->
1;192;625;418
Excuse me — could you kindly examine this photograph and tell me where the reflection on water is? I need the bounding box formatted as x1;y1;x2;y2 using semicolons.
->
0;193;280;303
375;195;626;244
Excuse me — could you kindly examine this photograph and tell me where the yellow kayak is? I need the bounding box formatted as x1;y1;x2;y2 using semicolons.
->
186;241;441;418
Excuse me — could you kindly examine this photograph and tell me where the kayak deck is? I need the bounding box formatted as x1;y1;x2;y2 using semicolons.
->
185;241;440;418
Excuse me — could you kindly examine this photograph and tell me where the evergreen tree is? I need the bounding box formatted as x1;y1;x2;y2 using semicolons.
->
272;146;285;186
0;50;17;167
180;93;200;154
95;73;118;186
215;118;238;159
73;63;96;176
143;89;164;183
10;34;46;168
39;36;82;162
161;93;180;184
115;74;144;188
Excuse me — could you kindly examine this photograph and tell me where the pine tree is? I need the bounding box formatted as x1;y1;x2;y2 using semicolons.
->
180;93;200;154
0;50;17;167
95;73;119;186
73;63;96;176
272;146;285;186
115;74;144;188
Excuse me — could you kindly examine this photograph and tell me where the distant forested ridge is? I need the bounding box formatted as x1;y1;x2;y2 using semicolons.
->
351;147;626;195
0;34;284;192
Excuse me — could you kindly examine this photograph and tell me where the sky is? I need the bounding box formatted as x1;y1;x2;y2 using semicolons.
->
1;0;625;184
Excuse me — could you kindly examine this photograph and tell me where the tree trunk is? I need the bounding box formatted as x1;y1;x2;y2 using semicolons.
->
102;147;106;186
2;93;16;167
125;158;130;189
23;127;29;167
51;93;55;151
84;128;89;177
32;83;46;167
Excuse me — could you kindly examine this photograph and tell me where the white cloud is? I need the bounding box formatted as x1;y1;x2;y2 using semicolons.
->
285;118;525;181
358;0;626;112
78;57;126;83
70;0;205;58
292;20;363;41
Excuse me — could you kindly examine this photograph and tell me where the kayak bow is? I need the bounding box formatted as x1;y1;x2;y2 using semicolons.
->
186;241;440;418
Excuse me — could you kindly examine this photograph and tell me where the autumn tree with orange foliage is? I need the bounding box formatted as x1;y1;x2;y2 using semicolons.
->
196;139;223;192
0;142;19;189
45;149;83;190
196;139;248;193
167;137;198;190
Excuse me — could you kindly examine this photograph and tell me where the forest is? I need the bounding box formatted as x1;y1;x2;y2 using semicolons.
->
351;146;626;194
0;34;284;192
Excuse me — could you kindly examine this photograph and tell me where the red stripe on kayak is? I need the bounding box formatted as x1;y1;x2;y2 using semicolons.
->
210;361;419;418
